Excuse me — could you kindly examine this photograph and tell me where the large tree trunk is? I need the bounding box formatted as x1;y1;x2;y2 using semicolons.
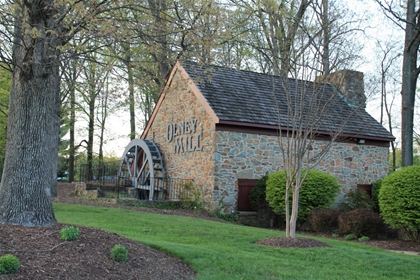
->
86;97;95;181
0;1;58;226
401;0;420;167
127;57;136;140
69;77;76;183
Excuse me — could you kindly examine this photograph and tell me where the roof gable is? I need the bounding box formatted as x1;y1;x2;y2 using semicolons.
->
142;61;219;139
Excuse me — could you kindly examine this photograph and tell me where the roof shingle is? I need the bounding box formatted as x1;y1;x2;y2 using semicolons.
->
182;61;394;141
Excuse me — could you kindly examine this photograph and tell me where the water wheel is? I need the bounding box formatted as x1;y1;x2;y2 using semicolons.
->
118;139;165;200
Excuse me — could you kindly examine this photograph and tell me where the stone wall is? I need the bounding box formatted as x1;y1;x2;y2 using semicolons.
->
213;130;389;212
144;70;216;206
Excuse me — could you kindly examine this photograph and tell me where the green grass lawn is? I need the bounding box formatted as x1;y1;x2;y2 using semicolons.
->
54;203;420;280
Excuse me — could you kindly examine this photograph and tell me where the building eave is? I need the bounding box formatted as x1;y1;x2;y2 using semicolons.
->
216;120;394;147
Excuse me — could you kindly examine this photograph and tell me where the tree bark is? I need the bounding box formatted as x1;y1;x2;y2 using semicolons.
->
86;89;96;182
69;72;76;183
284;185;290;237
126;55;136;140
401;0;420;167
321;0;330;74
0;1;58;226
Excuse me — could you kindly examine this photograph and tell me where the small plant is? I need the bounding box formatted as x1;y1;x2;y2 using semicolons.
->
110;244;128;262
331;233;339;238
345;234;357;240
358;236;370;242
179;183;207;210
211;210;238;223
60;226;80;241
0;254;20;274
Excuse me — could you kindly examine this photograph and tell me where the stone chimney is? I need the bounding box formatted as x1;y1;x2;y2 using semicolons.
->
315;70;366;109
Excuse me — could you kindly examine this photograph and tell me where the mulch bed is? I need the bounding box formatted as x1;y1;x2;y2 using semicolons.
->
0;223;195;280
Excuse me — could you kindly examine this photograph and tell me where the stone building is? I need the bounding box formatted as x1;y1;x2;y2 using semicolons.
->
133;61;394;212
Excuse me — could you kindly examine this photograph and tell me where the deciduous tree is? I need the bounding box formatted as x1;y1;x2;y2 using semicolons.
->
376;0;420;166
0;0;116;226
274;52;357;238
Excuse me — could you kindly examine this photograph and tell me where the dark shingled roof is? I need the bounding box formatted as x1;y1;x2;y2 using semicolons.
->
182;61;394;141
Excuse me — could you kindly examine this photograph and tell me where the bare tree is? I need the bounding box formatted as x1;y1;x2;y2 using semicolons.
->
96;75;120;166
273;53;359;238
60;44;85;183
310;0;364;75
376;41;401;170
238;0;312;76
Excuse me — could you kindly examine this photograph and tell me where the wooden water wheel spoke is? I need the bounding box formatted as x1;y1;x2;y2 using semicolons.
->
118;139;165;200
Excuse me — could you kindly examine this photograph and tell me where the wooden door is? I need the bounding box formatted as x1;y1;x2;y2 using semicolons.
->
237;179;258;211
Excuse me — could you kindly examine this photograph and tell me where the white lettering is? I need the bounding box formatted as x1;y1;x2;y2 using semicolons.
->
194;134;203;151
190;119;197;133
187;136;195;151
166;124;173;142
174;137;184;153
167;119;203;153
176;122;184;135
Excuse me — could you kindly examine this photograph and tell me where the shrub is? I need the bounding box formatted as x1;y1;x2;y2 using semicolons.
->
60;226;80;241
338;189;375;212
266;169;340;221
379;165;420;242
371;179;382;213
338;208;383;237
0;254;20;274
358;236;370;242
110;244;128;262
249;176;269;210
345;234;357;240
309;208;340;233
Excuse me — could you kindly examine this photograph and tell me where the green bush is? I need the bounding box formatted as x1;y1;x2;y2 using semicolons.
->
60;226;80;241
338;189;375;212
309;208;340;233
345;234;357;240
249;176;269;210
371;179;382;213
110;244;128;262
338;208;383;237
0;254;20;274
379;165;420;242
358;236;370;242
266;169;340;221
